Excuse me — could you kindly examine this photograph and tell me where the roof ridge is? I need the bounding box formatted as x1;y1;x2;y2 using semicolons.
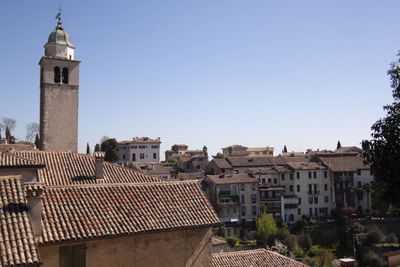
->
45;180;200;189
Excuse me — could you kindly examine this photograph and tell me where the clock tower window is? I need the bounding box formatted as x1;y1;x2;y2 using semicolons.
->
62;68;69;84
54;67;61;83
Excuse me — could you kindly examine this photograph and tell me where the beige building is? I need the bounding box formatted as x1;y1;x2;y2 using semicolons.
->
119;136;161;163
221;145;274;157
204;174;259;237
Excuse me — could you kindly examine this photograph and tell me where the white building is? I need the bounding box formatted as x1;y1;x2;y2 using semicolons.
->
119;137;161;163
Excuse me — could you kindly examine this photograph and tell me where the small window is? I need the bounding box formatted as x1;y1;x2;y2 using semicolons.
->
251;194;256;204
314;197;318;204
298;198;301;204
324;171;327;178
268;178;271;183
289;185;293;192
122;154;126;160
261;178;266;184
313;171;317;178
357;169;361;176
252;205;256;216
308;172;312;179
241;206;246;216
252;183;256;191
153;153;157;159
62;67;69;84
297;172;300;179
324;196;329;203
290;173;294;180
54;67;61;83
140;153;145;159
297;185;300;192
298;208;301;215
324;184;328;191
132;153;136;162
309;197;313;204
273;178;277;184
241;194;245;204
281;174;285;180
241;184;245;191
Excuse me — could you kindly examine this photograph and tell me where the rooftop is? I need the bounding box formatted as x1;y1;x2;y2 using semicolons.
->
206;174;258;185
119;136;161;145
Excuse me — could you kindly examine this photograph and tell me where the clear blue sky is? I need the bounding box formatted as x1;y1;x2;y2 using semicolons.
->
1;1;399;159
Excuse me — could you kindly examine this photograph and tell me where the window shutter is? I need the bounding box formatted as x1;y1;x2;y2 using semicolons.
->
59;246;73;267
72;244;86;267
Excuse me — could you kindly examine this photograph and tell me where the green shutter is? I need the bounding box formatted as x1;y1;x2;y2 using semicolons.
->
59;246;73;267
72;244;86;267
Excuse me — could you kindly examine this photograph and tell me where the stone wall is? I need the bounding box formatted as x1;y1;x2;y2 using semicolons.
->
39;227;212;267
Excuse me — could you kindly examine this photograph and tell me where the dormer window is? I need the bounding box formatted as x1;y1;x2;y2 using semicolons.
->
62;68;69;84
54;67;60;83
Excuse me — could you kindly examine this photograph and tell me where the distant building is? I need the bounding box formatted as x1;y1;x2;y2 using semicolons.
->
206;159;233;175
165;144;208;172
125;162;174;180
222;145;274;157
119;136;161;163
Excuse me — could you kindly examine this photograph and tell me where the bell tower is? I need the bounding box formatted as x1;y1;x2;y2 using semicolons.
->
39;15;80;152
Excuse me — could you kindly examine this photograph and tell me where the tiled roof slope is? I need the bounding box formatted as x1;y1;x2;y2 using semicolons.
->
10;151;161;186
0;152;45;168
0;176;40;266
206;174;258;185
39;181;221;244
212;249;309;267
318;156;369;172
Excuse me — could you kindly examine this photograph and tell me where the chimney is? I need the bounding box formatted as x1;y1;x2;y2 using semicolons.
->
94;152;106;179
25;182;45;239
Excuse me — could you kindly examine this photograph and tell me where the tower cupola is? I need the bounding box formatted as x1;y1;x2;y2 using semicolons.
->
44;15;75;60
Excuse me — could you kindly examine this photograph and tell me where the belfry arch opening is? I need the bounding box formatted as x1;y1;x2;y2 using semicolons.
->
62;68;69;84
54;67;60;83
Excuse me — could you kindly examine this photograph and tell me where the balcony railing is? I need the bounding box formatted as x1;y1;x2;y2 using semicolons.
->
218;195;240;205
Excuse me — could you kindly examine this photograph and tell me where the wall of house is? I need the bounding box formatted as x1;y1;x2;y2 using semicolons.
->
353;169;374;213
0;168;38;183
387;254;400;267
119;143;160;163
39;228;212;267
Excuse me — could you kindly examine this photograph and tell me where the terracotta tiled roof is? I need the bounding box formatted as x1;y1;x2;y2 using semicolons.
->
212;249;309;267
176;172;204;180
9;151;161;186
226;157;273;167
206;174;258;185
39;181;221;244
119;137;160;144
0;152;45;168
0;176;40;266
211;159;232;169
247;168;278;175
318;156;370;172
286;161;326;170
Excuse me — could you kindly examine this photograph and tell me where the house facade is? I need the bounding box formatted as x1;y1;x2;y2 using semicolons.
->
119;136;161;163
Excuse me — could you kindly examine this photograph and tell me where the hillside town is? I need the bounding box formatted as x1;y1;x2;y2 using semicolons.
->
1;7;400;267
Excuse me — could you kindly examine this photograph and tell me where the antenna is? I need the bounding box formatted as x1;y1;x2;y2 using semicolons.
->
55;6;62;22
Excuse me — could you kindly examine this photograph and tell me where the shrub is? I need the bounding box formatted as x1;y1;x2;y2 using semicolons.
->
366;225;385;244
361;250;384;267
226;236;239;248
386;232;399;243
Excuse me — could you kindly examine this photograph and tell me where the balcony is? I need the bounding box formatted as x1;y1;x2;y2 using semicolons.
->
218;195;240;206
308;190;320;195
265;202;281;212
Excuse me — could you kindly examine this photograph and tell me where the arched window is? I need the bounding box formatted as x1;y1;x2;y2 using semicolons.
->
54;67;60;83
62;68;69;84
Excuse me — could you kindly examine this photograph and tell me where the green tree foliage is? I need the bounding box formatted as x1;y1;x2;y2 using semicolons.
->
100;138;119;162
299;231;313;252
386;232;399;243
94;143;100;152
283;145;288;153
5;127;15;144
212;153;225;159
366;225;385;244
362;52;400;206
360;250;384;267
34;134;40;149
256;210;277;246
226;236;239;248
162;157;178;167
314;248;335;267
202;146;208;157
86;143;90;155
336;140;342;149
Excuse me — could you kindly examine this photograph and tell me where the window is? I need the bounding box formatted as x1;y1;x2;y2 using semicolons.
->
252;183;256;191
140;153;145;159
59;244;86;267
297;185;300;192
314;197;318;204
121;146;126;150
281;174;285;180
308;184;312;193
324;196;329;203
289;214;294;222
289;185;293;192
313;171;317;178
138;145;145;149
62;67;69;84
309;197;313;204
241;206;246;216
153;153;157;159
273;178;277;184
315;208;318;216
252;205;256;216
132;153;136;162
357;169;361;176
122;154;126;160
290;173;294;180
268;178;272;183
308;172;312;179
251;194;257;204
324;171;327;178
298;208;301;215
298;198;301;204
297;172;300;179
151;145;158;149
241;184;245;191
241;194;245;204
309;208;312;216
358;181;362;187
54;67;61;83
324;184;328;191
261;178;266;184
132;145;137;149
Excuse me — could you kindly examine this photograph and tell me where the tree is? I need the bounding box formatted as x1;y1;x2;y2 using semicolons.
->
202;146;208;157
94;143;100;152
256;207;277;246
34;134;40;149
5;127;15;144
100;138;119;162
86;143;90;155
283;145;288;153
25;123;39;142
362;51;400;206
212;153;225;159
2;118;16;132
337;140;342;149
314;248;335;267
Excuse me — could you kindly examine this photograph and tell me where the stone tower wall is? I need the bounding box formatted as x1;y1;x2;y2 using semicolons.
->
39;57;80;152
